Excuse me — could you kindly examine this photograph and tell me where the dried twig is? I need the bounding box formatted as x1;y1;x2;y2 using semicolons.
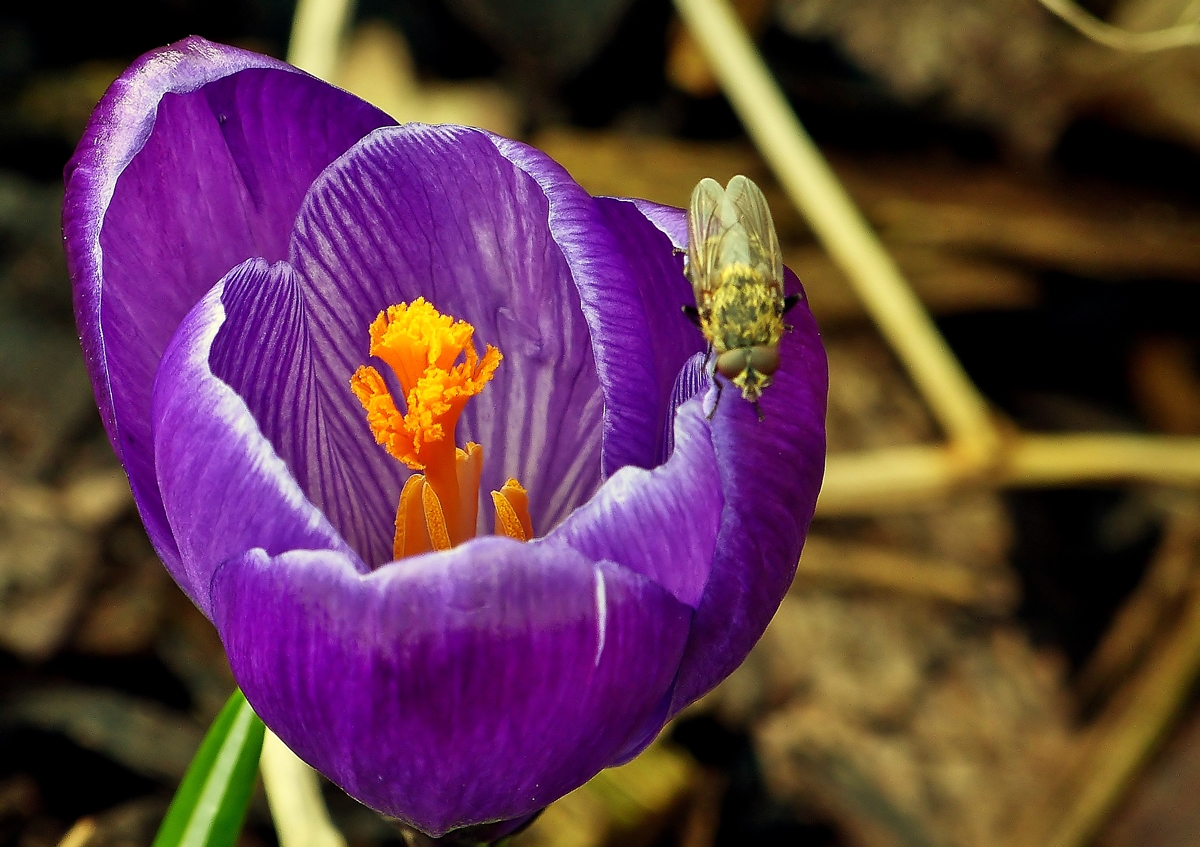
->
1038;0;1200;52
287;0;357;79
818;435;1200;515
1014;510;1200;847
260;731;347;847
796;535;1016;610
1075;497;1200;707
54;818;95;847
671;0;1001;468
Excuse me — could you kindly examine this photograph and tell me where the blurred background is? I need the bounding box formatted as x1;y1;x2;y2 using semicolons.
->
5;1;1200;845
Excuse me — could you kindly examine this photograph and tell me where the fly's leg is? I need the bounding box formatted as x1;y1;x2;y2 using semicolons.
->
783;293;802;332
707;378;723;420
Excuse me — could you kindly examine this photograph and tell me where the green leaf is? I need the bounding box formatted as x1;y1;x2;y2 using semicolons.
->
152;689;265;847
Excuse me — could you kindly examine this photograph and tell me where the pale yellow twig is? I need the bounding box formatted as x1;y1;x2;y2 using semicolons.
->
818;433;1200;515
1033;574;1200;847
54;819;96;847
1008;433;1200;486
288;0;357;79
817;445;961;514
672;0;1000;467
797;535;1015;608
260;731;347;847
1039;0;1200;51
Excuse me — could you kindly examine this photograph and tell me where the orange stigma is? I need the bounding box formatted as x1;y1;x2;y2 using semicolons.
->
350;298;533;558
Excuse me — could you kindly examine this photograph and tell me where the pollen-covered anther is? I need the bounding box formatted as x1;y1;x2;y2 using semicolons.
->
351;299;534;559
492;479;533;542
350;297;501;473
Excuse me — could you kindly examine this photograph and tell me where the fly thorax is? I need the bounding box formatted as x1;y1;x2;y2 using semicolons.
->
703;268;786;353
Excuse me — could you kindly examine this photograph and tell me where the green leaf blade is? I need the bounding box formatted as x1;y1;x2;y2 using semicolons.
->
153;689;265;847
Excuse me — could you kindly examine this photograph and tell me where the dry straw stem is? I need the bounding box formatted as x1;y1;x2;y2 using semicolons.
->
818;434;1200;515
672;0;1000;468
260;731;347;847
796;534;1016;610
53;818;95;847
1014;511;1200;847
1075;496;1200;708
1039;0;1200;52
288;0;357;79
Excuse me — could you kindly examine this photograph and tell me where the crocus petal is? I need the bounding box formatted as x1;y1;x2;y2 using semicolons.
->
64;36;391;569
152;263;358;613
281;125;611;537
668;271;828;712
210;540;693;835
207;253;405;566
660;352;711;464
489;139;696;477
626;198;689;250
549;402;720;609
592;197;706;462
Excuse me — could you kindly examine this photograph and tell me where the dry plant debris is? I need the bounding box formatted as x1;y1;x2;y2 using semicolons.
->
514;743;701;847
773;0;1200;159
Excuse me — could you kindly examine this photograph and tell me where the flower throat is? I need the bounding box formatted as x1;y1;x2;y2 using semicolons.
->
350;298;532;559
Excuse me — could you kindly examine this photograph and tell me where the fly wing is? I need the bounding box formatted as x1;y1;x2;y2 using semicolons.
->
686;177;727;303
722;175;783;289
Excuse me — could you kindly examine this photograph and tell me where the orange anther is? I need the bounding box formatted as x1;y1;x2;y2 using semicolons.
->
491;479;533;542
353;299;534;561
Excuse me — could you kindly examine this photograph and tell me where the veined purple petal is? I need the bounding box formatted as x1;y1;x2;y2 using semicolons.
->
489;139;693;477
668;271;827;712
549;402;720;609
661;352;711;464
152;263;358;615
208;254;404;566
593;197;706;462
280;124;606;540
626;199;688;250
63;36;391;569
211;539;693;835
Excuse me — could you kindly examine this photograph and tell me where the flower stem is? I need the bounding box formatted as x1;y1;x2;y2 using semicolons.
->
259;731;347;847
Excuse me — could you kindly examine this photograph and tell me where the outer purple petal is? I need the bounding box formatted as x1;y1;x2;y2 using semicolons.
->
549;403;720;609
604;199;828;709
152;263;358;614
64;36;391;569
668;272;827;712
279;125;608;538
210;540;693;835
626;199;688;249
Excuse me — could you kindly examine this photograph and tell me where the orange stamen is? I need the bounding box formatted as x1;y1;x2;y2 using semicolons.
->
394;475;432;559
421;482;452;551
350;299;535;559
492;479;534;542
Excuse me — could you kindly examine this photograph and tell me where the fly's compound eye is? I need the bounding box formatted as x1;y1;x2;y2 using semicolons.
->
715;349;750;379
749;346;780;376
715;346;781;379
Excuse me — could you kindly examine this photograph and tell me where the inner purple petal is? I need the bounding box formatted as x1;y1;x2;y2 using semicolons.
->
209;258;400;566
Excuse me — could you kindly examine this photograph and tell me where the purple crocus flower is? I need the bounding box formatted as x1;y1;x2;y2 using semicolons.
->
63;37;826;841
